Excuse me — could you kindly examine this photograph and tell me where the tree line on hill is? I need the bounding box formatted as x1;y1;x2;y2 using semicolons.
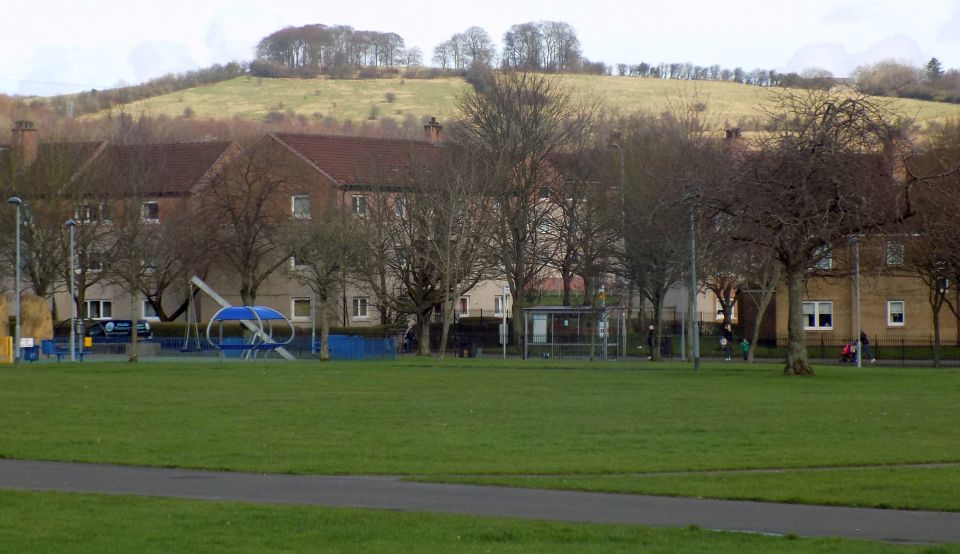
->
3;70;960;370
853;58;960;104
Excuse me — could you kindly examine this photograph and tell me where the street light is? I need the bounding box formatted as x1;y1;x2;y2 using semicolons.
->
8;196;23;366
66;219;78;362
609;142;628;360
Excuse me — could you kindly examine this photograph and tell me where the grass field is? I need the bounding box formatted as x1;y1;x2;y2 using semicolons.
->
112;74;960;128
1;359;959;512
2;490;943;554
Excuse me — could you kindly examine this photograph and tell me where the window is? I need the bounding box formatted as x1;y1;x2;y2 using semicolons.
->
75;203;110;223
142;299;159;321
85;300;112;320
802;301;833;330
458;296;470;316
292;195;311;219
715;300;736;321
394;195;406;218
885;241;904;266
141;201;159;223
83;251;107;272
142;257;157;273
888;301;905;326
352;195;367;218
494;295;505;316
291;298;312;321
352;297;368;319
290;255;308;270
812;245;832;270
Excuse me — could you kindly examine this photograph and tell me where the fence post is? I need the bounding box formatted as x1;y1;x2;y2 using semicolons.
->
900;338;905;365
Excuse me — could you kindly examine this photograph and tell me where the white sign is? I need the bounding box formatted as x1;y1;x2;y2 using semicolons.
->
20;337;35;348
503;285;510;295
598;321;607;338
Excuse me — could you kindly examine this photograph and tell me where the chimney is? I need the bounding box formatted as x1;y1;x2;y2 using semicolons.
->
423;116;442;142
11;120;39;167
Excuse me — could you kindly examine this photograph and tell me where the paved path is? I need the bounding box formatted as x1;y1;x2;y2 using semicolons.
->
1;459;958;545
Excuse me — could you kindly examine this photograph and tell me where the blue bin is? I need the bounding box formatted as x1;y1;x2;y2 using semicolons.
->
22;345;40;362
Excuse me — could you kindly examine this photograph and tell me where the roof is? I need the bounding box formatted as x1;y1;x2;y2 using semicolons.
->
0;142;106;188
272;133;441;186
85;142;237;196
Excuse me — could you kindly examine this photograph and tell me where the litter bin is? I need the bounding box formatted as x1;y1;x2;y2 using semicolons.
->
22;345;40;362
660;336;673;358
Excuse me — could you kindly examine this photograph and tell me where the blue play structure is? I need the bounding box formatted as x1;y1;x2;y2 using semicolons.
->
206;306;294;360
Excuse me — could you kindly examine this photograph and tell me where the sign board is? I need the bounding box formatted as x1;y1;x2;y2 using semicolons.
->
19;337;34;348
598;321;607;338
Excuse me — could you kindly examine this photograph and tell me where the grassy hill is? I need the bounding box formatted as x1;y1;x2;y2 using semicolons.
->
108;74;960;129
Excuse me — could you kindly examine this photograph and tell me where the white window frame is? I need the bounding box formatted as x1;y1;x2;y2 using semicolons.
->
142;299;160;321
458;296;470;316
352;194;367;218
83;251;107;272
887;300;905;327
352;297;369;320
141;201;159;223
812;245;832;270
885;241;904;267
291;195;311;219
802;301;833;330
85;299;113;320
291;297;312;321
75;202;110;224
394;195;406;218
290;255;309;270
494;295;505;316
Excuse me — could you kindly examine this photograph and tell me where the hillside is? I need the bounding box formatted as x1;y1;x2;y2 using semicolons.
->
103;74;960;129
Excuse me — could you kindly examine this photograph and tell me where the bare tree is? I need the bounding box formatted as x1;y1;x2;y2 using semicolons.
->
354;146;496;357
203;145;299;305
711;90;912;375
450;71;596;349
279;206;359;360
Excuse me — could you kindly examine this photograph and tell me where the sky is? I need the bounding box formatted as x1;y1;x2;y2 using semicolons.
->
3;0;959;96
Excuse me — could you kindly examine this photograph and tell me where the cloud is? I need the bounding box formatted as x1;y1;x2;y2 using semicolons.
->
128;41;197;82
786;34;925;76
205;3;285;63
940;6;960;42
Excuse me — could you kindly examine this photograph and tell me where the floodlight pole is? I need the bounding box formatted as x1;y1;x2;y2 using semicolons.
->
8;196;23;366
853;237;862;368
610;142;629;360
66;219;78;362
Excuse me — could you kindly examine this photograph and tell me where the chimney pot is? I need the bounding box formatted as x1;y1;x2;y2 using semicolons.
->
423;116;442;142
11;120;39;167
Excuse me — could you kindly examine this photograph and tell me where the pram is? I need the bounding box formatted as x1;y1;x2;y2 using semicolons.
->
840;341;857;363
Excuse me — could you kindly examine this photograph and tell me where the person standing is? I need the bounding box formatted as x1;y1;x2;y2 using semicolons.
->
860;331;876;364
741;337;750;361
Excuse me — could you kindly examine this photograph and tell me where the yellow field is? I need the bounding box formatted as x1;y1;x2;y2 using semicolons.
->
109;74;960;129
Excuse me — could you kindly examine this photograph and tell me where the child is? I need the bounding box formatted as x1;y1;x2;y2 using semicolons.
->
741;338;750;361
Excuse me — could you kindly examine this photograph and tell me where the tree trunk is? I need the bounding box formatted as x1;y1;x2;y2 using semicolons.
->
128;292;139;363
747;288;775;364
438;300;453;361
418;313;431;356
932;292;944;368
318;293;331;362
510;277;525;356
651;292;664;361
784;265;813;375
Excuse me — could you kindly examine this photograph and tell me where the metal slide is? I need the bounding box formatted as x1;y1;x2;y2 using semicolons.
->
188;276;297;361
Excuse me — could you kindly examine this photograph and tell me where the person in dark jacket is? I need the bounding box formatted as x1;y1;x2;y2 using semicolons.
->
860;331;876;364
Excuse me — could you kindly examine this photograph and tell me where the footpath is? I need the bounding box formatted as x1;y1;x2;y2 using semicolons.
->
1;459;958;545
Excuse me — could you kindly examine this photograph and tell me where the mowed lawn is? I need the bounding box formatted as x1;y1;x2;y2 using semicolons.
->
2;359;959;512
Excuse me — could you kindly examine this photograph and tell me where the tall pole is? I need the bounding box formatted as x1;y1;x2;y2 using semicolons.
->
610;142;628;360
502;284;509;359
853;237;862;368
66;219;77;362
689;204;700;370
8;196;23;366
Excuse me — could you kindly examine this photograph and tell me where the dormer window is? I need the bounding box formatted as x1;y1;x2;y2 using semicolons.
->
352;195;367;218
141;201;159;223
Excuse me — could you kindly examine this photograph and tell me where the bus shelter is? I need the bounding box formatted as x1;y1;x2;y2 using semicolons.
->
523;305;625;360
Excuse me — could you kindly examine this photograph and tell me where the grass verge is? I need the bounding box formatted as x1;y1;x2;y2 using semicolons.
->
0;489;949;553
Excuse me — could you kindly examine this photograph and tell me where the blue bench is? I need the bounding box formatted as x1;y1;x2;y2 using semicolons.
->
41;340;88;362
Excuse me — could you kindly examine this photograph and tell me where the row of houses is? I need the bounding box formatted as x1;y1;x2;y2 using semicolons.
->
1;119;955;344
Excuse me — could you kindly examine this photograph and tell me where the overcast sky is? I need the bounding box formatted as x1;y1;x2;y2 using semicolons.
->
3;0;959;96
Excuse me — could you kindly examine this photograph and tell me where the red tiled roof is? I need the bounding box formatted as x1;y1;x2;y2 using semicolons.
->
272;133;440;186
86;142;237;195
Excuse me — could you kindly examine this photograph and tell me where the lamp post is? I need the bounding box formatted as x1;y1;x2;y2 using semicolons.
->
609;142;628;360
66;219;78;362
688;204;700;370
8;196;23;366
502;284;510;359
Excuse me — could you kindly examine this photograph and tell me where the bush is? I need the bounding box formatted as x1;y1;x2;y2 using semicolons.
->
384;91;397;103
